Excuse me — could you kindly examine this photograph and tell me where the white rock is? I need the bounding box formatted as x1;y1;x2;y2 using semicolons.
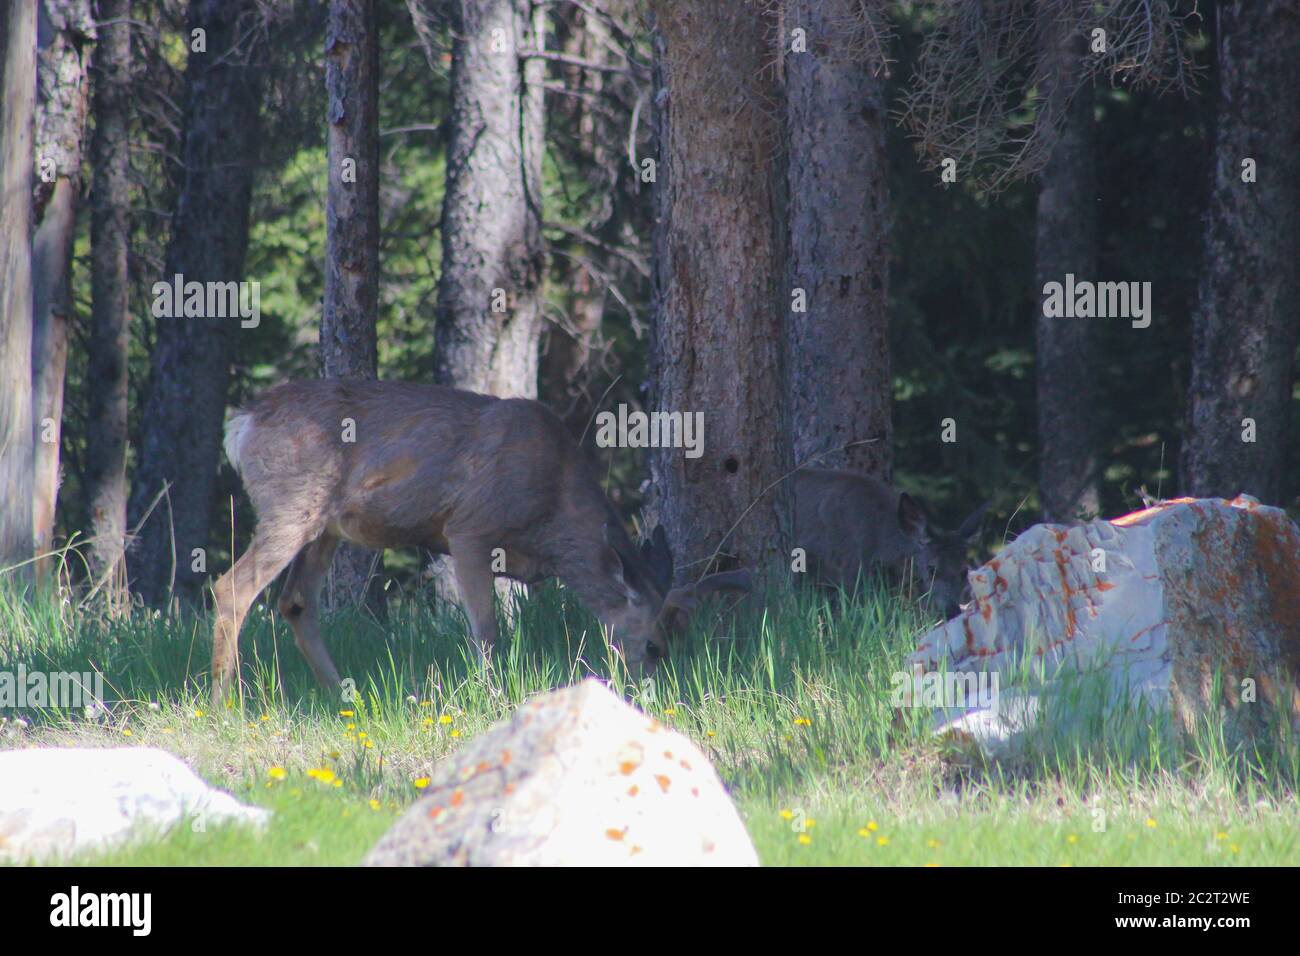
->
365;679;757;866
0;747;270;862
909;496;1300;751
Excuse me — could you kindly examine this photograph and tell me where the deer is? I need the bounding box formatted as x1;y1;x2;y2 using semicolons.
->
794;467;987;619
210;379;750;702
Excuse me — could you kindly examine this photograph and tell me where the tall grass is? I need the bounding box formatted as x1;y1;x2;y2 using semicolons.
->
1;577;1296;865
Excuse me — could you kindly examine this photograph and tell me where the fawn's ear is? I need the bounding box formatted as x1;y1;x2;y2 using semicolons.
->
898;493;927;537
660;568;752;632
958;500;992;543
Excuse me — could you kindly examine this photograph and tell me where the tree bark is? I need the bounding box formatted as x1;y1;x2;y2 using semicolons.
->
0;0;37;576
647;1;792;580
1181;0;1300;504
434;0;546;399
128;0;263;605
784;0;891;479
321;0;384;611
538;1;619;431
32;0;94;580
84;0;132;597
1034;7;1100;522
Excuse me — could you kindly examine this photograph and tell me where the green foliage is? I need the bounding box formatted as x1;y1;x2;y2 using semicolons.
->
1;580;1296;865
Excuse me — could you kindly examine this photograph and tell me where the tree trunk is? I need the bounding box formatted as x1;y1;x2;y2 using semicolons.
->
538;2;616;431
32;1;94;581
320;0;385;611
434;0;546;399
647;1;792;579
1034;7;1100;522
1181;0;1300;504
0;0;37;577
83;0;131;601
784;0;891;479
128;0;263;606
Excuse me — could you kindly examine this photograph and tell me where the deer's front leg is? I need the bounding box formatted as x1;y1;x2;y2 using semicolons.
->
447;537;499;662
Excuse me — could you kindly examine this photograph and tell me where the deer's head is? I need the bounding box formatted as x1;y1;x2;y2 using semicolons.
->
593;524;750;676
897;494;989;619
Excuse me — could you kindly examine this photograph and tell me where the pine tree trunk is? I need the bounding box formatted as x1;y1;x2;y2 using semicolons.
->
321;0;384;612
1034;8;1100;522
434;0;546;399
785;0;891;479
129;0;263;605
647;1;792;579
32;1;93;581
1181;0;1300;504
84;0;131;599
0;0;37;576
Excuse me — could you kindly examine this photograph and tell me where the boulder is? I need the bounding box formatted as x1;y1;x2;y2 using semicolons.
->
365;679;757;866
909;496;1300;750
0;746;270;862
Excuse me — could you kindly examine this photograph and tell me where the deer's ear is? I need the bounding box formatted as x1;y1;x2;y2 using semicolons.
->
603;524;648;601
898;493;927;536
958;500;992;543
640;525;674;593
662;568;751;623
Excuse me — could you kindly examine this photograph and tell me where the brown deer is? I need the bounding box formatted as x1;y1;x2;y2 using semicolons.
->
794;467;987;618
211;380;748;701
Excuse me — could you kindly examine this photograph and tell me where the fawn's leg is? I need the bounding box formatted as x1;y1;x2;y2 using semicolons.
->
446;537;499;662
277;532;342;690
211;526;313;703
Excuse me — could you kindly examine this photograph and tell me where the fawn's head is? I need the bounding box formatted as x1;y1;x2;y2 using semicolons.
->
897;493;989;619
592;524;750;676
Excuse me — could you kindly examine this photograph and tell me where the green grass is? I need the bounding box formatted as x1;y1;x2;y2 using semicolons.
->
1;578;1297;866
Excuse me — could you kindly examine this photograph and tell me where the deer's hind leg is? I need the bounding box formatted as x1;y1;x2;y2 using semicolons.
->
211;522;317;703
277;531;342;690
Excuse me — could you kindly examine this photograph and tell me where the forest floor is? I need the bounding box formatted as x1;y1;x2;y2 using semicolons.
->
2;582;1297;866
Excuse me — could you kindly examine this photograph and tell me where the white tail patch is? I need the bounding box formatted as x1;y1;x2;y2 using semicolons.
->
223;412;254;476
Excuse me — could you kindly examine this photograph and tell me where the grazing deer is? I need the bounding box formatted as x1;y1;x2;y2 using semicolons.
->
794;467;986;618
211;379;749;701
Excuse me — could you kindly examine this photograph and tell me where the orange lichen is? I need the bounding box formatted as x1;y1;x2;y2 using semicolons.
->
654;774;672;793
618;760;639;775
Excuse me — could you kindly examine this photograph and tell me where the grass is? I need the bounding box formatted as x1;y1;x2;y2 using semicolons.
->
1;578;1297;866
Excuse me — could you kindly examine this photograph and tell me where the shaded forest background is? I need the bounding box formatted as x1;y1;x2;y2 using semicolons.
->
3;0;1295;601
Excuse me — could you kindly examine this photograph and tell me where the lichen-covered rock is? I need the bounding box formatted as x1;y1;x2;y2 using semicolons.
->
364;680;757;866
910;496;1300;748
0;747;270;862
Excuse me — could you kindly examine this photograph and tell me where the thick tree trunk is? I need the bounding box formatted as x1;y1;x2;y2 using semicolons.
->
129;0;263;606
1034;8;1100;522
647;2;792;579
0;0;37;576
785;0;891;479
434;0;546;399
1181;0;1300;504
32;1;94;580
321;0;384;611
85;0;131;596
